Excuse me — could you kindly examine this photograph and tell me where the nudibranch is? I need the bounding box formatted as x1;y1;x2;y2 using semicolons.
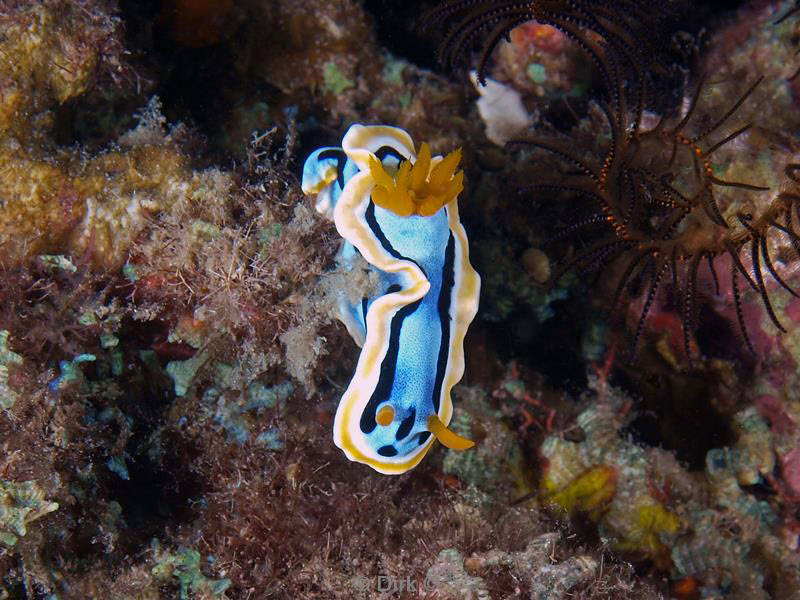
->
301;124;481;474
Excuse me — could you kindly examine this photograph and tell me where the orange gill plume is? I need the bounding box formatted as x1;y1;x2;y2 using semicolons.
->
368;142;464;217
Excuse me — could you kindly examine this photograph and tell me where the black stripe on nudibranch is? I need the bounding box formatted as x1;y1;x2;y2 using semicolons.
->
377;445;398;457
364;202;427;277
359;298;422;434
430;233;456;414
317;148;348;190
375;145;405;167
395;407;416;441
365;201;399;259
361;285;401;328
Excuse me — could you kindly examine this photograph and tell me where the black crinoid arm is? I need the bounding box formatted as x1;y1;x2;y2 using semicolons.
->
424;0;685;92
518;72;776;364
425;0;800;365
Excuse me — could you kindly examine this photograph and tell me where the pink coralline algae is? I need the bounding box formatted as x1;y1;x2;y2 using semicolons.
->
781;447;800;499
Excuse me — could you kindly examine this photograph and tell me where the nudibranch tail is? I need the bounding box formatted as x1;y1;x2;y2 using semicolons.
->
427;414;474;450
302;123;480;475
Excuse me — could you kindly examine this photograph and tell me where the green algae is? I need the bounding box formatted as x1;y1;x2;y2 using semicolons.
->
0;330;23;410
0;479;59;547
151;540;231;599
322;61;354;95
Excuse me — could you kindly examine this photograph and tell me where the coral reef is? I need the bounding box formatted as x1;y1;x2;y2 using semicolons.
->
2;0;800;598
426;527;663;600
0;331;24;410
540;378;681;569
0;0;152;268
150;540;232;599
442;388;534;501
425;536;599;600
539;373;800;599
0;479;59;547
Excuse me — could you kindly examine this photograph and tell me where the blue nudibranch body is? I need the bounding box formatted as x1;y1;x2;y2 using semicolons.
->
302;124;480;474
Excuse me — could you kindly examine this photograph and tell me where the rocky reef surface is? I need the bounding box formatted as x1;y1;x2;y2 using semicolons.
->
1;1;800;599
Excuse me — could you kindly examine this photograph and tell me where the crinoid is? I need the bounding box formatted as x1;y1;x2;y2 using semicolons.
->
426;1;800;363
516;72;800;362
425;0;684;97
775;0;800;25
775;0;800;81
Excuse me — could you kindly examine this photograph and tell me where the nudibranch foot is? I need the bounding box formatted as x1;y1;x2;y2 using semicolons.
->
302;124;480;475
